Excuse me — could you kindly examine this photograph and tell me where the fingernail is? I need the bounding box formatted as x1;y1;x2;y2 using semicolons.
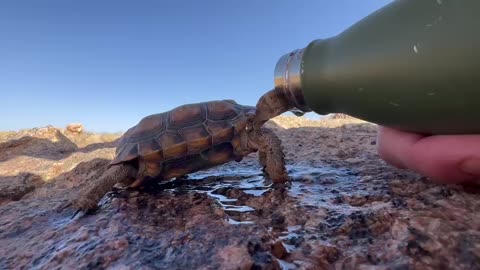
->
460;158;480;176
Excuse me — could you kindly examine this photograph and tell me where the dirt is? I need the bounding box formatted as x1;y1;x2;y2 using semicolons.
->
0;116;479;270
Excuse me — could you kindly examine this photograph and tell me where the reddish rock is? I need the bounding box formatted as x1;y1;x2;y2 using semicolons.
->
0;117;478;269
66;123;84;134
271;241;289;259
216;245;254;270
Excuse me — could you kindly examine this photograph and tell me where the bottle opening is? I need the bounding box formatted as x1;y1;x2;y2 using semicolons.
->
274;49;311;113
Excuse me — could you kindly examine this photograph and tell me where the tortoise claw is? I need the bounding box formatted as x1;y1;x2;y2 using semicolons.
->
56;201;84;219
71;209;82;219
57;198;97;218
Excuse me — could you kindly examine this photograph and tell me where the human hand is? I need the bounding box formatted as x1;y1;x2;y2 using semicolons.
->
376;126;480;184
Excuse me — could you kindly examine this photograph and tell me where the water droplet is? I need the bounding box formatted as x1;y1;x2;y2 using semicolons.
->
436;0;442;5
427;92;436;96
227;219;254;225
413;45;419;53
290;109;305;116
358;87;364;92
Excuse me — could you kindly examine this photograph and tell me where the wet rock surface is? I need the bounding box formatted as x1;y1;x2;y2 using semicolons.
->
0;116;479;270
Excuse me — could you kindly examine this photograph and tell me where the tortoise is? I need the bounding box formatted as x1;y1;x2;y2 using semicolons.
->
66;99;289;211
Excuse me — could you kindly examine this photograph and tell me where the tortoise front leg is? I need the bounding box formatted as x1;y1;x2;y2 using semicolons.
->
258;150;267;169
257;129;289;183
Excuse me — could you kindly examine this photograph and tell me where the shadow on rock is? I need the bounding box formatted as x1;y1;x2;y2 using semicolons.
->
0;173;43;203
0;158;111;205
0;135;78;162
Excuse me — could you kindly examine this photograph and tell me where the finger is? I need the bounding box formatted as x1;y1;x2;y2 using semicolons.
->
376;126;425;169
377;127;480;184
406;134;480;184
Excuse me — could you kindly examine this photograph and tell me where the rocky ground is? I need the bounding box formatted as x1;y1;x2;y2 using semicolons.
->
0;116;479;270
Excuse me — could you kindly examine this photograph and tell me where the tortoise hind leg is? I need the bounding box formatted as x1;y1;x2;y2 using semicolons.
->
257;129;289;183
129;161;149;188
67;163;137;212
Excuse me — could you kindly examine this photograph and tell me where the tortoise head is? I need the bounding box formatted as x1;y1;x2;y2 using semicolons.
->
241;104;257;132
241;104;267;152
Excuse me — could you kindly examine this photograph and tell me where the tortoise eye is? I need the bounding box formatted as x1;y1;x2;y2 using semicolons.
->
245;121;253;132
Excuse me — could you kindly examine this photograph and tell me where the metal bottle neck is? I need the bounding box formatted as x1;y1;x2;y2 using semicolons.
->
274;48;312;113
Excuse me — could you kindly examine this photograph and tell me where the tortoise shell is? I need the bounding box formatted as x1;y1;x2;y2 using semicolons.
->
110;100;256;178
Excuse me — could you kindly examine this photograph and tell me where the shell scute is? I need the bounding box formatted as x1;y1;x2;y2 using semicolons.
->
206;101;241;121
203;142;235;164
111;143;138;164
168;103;206;128
179;124;212;153
124;113;166;143
162;155;204;179
205;120;234;145
160;131;187;159
111;100;254;169
138;138;162;156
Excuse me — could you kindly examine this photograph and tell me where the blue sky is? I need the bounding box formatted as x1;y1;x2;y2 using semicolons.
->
1;0;392;132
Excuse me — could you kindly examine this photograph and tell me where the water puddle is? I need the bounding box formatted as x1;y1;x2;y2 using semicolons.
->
287;165;358;208
277;259;297;270
148;163;357;227
157;167;271;224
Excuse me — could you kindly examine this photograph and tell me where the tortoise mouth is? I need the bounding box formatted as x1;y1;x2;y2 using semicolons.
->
124;159;140;171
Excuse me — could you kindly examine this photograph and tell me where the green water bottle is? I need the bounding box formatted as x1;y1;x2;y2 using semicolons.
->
274;0;480;134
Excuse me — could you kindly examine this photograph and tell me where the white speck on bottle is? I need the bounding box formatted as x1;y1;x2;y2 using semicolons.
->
389;102;400;107
413;45;419;54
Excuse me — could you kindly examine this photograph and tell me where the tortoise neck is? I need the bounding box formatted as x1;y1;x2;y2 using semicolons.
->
253;89;292;128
